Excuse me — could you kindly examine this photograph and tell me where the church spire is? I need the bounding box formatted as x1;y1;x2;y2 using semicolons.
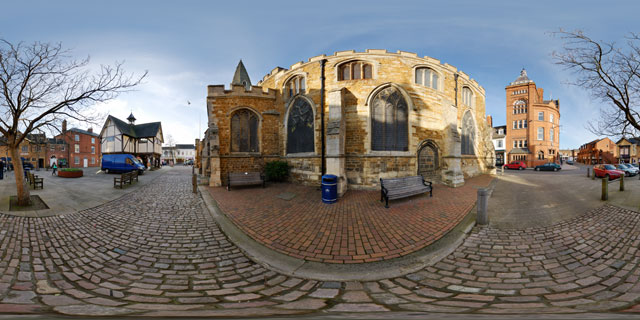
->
231;60;252;90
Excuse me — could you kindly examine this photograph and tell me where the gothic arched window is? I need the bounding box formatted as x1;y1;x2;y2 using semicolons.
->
230;109;259;153
462;87;473;106
287;97;314;154
415;67;439;89
371;86;408;151
338;61;373;81
285;75;305;99
461;111;475;155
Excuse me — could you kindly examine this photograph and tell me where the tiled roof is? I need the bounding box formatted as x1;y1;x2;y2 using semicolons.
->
106;115;161;138
68;127;100;137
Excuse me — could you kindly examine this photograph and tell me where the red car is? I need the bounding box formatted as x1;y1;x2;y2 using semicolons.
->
503;161;527;170
593;164;624;180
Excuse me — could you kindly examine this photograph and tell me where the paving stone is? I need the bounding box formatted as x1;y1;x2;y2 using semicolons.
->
1;291;36;304
276;298;327;310
309;288;339;299
342;291;372;302
329;303;390;312
54;305;135;316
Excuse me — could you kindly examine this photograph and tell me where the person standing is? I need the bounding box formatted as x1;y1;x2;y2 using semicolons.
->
52;162;57;175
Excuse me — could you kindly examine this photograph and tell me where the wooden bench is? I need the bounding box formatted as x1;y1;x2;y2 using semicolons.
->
380;176;432;208
227;172;265;191
26;171;44;190
114;171;139;189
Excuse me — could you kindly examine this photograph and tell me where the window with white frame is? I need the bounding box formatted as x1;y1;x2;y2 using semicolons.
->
415;67;439;89
538;112;544;121
91;146;95;154
550;114;554;124
513;121;517;129
524;120;528;128
523;140;528;148
513;140;517;148
74;156;79;164
75;134;79;141
497;140;503;148
91;137;95;144
462;87;473;106
537;127;544;140
91;157;95;164
550;128;554;142
74;144;79;153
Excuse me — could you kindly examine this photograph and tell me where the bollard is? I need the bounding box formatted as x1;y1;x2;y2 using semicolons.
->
192;173;197;194
587;167;590;177
620;174;625;191
602;177;608;201
477;188;490;225
592;168;595;180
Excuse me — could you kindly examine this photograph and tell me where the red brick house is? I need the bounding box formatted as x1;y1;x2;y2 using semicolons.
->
52;121;102;168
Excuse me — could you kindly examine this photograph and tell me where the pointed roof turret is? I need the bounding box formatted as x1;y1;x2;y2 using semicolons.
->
510;68;533;85
231;60;252;90
127;112;136;124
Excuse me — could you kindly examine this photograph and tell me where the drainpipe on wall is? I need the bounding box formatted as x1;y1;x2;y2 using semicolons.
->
320;59;327;177
454;73;459;108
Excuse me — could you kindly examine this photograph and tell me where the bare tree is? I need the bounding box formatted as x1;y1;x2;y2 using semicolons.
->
552;30;640;138
0;40;146;206
165;134;176;165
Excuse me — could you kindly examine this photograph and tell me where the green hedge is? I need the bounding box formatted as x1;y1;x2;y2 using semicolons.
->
264;161;290;182
60;168;82;172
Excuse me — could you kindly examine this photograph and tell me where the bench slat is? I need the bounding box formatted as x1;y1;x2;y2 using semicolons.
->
380;175;432;208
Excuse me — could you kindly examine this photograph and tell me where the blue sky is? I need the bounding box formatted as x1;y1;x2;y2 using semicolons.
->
2;0;638;148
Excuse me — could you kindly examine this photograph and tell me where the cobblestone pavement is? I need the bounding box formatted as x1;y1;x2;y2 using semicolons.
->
208;175;493;263
1;168;640;317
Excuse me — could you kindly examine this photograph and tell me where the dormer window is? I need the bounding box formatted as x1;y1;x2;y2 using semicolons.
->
285;75;305;98
415;67;439;89
338;61;372;81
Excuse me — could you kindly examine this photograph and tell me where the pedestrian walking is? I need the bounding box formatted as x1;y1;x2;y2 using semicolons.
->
52;162;57;175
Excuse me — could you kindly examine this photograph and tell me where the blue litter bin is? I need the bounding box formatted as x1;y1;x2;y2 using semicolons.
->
322;174;338;204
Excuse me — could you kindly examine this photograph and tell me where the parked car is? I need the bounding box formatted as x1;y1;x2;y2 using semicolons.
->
183;159;194;166
534;163;562;172
593;164;625;180
101;154;146;174
566;159;574;165
616;163;638;176
630;163;639;169
503;161;527;170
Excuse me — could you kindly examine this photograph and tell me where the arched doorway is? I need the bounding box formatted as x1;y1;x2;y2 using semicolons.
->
417;141;439;182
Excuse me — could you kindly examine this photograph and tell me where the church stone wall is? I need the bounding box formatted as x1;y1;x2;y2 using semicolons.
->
206;50;494;189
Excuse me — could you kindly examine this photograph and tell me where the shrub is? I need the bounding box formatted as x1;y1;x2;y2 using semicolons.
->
264;161;290;182
60;168;81;172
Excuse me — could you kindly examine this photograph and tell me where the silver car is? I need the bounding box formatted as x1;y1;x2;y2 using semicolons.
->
616;164;638;176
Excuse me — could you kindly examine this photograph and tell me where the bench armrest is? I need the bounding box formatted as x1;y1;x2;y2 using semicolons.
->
379;178;389;196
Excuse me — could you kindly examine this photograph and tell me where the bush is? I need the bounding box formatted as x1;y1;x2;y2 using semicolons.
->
60;168;81;172
264;161;290;182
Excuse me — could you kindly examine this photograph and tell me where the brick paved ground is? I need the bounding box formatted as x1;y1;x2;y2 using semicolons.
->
2;167;640;317
208;175;493;263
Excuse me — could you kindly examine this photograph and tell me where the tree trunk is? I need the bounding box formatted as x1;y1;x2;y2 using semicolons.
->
9;145;31;206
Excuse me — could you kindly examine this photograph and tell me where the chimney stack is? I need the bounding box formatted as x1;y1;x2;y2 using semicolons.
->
88;127;93;133
62;120;67;133
486;115;493;128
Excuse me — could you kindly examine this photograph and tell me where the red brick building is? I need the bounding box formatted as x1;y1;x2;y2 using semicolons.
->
505;69;561;167
576;138;616;164
52;121;101;168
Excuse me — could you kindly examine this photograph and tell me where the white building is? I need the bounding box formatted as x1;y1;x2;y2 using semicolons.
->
162;144;195;164
493;125;506;166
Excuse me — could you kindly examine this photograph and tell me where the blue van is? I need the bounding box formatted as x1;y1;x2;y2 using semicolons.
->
101;154;146;174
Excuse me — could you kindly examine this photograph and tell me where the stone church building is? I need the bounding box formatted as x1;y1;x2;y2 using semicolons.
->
201;50;495;194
